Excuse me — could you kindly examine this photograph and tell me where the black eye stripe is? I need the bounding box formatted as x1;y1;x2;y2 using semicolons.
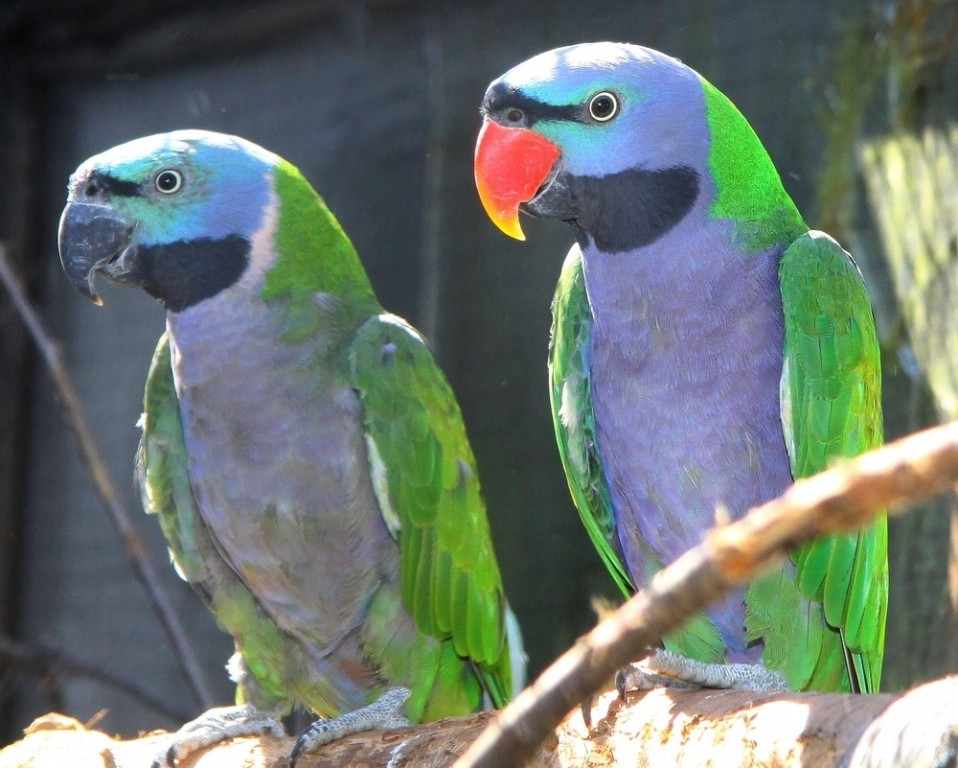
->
482;83;583;125
82;171;142;198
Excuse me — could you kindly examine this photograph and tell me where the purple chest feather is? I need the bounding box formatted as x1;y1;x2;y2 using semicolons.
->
582;207;793;659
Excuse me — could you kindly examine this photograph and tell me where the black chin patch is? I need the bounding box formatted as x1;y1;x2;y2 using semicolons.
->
131;235;250;312
573;165;700;253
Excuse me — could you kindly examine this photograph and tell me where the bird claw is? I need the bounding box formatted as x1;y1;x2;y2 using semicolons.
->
152;703;285;767
579;695;595;729
615;659;699;699
615;649;788;697
290;687;411;767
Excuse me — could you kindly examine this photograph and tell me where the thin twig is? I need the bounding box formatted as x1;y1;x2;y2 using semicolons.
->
0;244;216;709
455;420;958;768
418;23;445;344
0;632;193;722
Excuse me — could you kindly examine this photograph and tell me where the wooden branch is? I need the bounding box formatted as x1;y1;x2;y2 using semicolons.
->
0;245;216;709
456;420;958;768
5;675;958;767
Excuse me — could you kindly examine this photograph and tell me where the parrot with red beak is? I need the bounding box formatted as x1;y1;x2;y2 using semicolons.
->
474;42;886;693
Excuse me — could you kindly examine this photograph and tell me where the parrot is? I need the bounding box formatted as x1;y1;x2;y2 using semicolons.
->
58;129;523;765
473;42;887;695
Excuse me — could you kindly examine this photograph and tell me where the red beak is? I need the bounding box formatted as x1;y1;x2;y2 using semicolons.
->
474;118;561;240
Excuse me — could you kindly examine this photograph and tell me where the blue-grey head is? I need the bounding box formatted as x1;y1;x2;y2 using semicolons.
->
475;42;711;252
59;130;279;311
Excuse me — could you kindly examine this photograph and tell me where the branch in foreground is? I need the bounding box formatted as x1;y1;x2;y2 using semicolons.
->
5;675;958;767
456;420;958;768
0;245;215;709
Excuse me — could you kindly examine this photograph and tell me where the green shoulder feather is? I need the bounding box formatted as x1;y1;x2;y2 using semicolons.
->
548;246;633;597
777;231;888;693
348;314;514;713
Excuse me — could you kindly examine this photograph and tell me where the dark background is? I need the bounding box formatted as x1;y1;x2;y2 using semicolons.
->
2;0;957;743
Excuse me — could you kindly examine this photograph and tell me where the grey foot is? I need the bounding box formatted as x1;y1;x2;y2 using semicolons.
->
290;687;411;766
615;658;701;696
616;648;789;697
152;703;285;768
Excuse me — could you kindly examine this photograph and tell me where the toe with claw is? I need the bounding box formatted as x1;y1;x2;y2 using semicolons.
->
615;648;789;699
615;660;700;699
152;703;285;768
290;687;411;767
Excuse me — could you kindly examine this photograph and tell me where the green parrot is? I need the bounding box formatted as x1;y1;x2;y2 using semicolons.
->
58;130;523;764
474;42;887;694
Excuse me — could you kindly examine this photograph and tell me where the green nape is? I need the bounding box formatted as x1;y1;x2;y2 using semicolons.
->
263;160;380;310
701;78;807;251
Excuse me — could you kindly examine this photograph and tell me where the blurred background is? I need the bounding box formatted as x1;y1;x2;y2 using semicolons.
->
2;0;958;744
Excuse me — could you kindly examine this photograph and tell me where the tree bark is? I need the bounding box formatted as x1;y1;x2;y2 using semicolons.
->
4;676;958;768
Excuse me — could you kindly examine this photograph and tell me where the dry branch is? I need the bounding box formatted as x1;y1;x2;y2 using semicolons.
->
5;676;958;767
0;245;215;709
456;420;958;768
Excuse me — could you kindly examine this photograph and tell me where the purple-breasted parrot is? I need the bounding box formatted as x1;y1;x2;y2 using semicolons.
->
58;130;523;764
474;43;886;694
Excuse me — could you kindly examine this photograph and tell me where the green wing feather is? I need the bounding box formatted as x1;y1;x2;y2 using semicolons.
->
776;230;887;693
548;246;633;597
348;314;514;712
139;333;213;588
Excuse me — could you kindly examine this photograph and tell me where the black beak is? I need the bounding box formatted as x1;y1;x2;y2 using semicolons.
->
58;202;135;305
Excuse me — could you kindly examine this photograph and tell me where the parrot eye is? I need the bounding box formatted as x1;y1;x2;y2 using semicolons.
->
588;91;619;122
504;108;525;125
155;169;183;194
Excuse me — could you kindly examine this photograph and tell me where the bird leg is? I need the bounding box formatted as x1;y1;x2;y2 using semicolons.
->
290;687;411;766
616;648;789;697
152;703;286;768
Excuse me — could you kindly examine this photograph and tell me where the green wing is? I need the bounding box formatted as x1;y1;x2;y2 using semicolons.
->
548;246;633;597
777;231;888;693
139;333;211;588
348;314;514;714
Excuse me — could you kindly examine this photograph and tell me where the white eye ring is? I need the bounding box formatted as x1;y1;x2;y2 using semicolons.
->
588;91;619;122
155;169;183;194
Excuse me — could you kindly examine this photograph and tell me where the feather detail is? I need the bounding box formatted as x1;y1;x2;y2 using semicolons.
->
349;314;517;707
548;245;633;597
779;231;887;692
